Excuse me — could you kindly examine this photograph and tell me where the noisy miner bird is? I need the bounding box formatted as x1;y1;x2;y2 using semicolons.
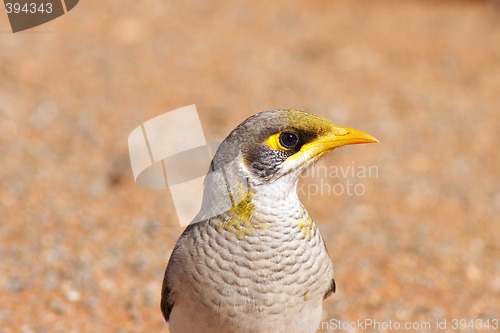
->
161;109;378;333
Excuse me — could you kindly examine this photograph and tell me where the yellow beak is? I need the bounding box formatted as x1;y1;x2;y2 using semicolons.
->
299;125;378;158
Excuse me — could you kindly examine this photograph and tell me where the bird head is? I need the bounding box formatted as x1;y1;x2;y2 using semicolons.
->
210;109;378;186
195;110;378;223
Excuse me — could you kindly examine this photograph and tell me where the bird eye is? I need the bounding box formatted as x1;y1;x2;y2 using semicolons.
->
279;132;299;149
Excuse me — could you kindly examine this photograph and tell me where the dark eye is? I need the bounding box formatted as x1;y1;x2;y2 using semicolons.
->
279;132;299;149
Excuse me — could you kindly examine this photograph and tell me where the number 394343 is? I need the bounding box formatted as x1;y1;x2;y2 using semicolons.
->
5;2;53;14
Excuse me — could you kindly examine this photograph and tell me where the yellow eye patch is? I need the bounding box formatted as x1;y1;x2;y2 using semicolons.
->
265;132;287;150
266;131;301;151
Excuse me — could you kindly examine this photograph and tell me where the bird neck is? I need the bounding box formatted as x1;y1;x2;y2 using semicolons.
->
243;176;305;223
195;158;304;226
217;176;307;237
251;176;301;205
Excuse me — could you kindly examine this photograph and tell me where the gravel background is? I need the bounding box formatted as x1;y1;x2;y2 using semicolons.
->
1;1;499;332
